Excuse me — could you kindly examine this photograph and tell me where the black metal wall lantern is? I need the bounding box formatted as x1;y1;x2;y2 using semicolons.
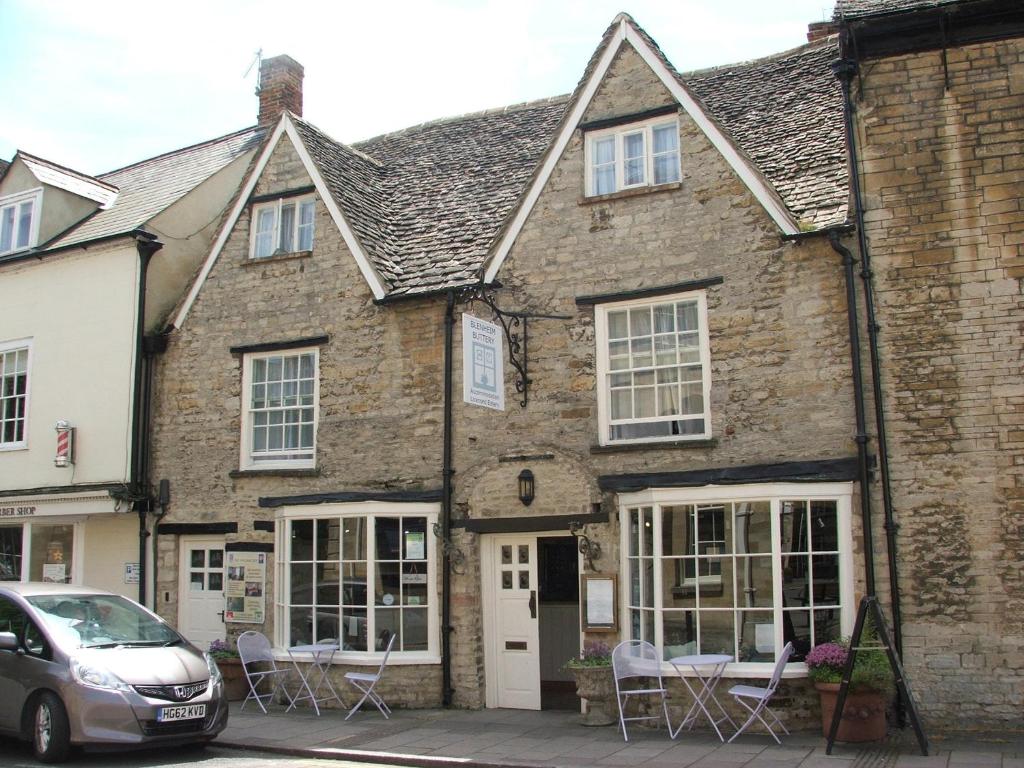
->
517;469;535;506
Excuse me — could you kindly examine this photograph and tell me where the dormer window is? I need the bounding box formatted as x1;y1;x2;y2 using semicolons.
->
586;119;680;197
251;196;315;259
0;190;41;257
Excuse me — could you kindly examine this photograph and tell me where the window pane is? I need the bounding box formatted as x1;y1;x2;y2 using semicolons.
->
315;564;339;605
780;501;808;553
375;563;400;606
607;310;628;339
375;518;400;560
291;564;313;604
403;607;429;651
810;501;838;552
0;207;14;252
652;125;680;185
316;610;339;643
623;132;645;186
254;208;276;258
342;561;367;605
375;609;401;650
735;502;771;554
0;526;23;580
594;165;615;196
290;608;313;646
403;518;427;560
736;556;773;608
341;608;367;651
291;521;313;560
663;610;697;659
652;124;678;154
784;608;812;660
30;526;74;583
16;200;33;248
738;611;775;662
209;550;224;568
402;563;428;605
698;610;735;656
316;519;337;561
594;137;615;164
342;518;366;560
298;200;315;250
278;203;296;252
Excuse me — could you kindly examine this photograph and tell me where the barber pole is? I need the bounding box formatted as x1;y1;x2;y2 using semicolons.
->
55;420;74;467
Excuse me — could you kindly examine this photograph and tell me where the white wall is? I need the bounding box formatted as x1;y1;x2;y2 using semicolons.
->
0;243;139;488
81;514;139;598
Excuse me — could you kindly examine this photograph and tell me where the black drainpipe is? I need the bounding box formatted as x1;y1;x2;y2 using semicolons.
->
131;235;163;606
441;290;456;706
829;230;876;598
834;56;903;653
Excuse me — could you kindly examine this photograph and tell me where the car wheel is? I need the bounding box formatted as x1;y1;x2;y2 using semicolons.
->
31;692;71;764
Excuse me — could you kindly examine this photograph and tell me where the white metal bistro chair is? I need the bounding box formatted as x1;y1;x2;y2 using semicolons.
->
612;640;673;742
727;641;795;744
237;631;295;714
344;631;396;720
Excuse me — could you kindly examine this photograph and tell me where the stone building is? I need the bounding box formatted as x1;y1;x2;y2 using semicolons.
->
151;14;871;726
834;0;1024;730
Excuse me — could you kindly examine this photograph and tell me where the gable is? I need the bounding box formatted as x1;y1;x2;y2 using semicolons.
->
483;15;801;285
171;114;389;330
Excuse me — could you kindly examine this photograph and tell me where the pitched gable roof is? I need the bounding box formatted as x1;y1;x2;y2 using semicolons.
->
175;14;849;319
352;98;568;296
16;152;119;209
684;39;848;229
44;127;264;251
0;159;8;178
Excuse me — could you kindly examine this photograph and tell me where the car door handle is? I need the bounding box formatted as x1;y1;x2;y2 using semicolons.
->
528;590;536;619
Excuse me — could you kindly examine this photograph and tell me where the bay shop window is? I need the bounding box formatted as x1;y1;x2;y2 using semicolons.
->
274;503;439;660
620;483;853;673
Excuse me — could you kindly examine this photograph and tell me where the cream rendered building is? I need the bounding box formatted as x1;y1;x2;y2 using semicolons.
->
0;133;261;604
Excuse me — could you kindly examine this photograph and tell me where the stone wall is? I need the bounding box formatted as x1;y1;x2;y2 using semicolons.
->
854;37;1024;729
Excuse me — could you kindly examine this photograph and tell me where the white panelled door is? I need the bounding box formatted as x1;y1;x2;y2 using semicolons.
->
177;537;225;650
487;535;541;709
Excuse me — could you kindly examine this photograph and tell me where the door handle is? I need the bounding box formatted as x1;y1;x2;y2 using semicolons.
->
218;611;225;622
528;590;536;619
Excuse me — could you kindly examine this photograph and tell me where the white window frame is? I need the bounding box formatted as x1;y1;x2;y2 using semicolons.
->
585;119;680;197
595;290;712;446
239;347;319;471
249;195;316;260
0;338;31;451
0;519;85;584
0;189;42;257
618;482;855;679
274;502;440;665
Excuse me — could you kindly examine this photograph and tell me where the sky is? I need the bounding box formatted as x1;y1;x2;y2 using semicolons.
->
0;0;835;176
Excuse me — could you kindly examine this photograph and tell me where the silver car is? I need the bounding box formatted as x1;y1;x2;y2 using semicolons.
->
0;583;227;762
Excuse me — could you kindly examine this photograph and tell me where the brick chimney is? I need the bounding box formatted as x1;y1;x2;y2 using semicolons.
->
807;20;839;43
257;55;304;127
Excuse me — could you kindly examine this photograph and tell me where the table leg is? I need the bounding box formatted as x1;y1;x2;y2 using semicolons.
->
286;651;321;716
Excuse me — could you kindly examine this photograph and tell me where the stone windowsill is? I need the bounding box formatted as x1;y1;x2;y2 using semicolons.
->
243;250;313;267
590;438;718;454
578;182;682;206
229;468;321;479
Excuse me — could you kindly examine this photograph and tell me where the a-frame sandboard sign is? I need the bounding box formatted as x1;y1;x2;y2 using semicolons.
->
825;595;930;756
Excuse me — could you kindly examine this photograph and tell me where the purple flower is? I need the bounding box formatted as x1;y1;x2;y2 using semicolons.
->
806;642;848;672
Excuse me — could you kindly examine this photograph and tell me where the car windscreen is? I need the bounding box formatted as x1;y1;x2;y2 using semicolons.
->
26;594;181;649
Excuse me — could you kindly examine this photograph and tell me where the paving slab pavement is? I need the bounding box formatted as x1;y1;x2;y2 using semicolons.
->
216;702;1024;768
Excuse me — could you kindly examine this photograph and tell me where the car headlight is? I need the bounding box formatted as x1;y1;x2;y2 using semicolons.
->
70;658;132;692
205;653;223;685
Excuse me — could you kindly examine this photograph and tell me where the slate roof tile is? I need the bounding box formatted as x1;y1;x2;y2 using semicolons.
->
45;126;264;250
834;0;966;19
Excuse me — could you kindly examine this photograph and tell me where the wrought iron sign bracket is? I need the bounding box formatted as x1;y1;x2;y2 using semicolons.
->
458;285;571;408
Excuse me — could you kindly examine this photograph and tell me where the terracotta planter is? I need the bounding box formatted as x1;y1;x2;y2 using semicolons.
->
567;665;616;726
215;657;249;702
815;682;888;742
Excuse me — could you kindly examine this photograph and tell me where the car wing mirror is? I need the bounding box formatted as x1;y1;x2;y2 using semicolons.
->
0;631;18;651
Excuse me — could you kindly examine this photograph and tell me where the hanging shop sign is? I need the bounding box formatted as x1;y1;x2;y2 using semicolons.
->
224;551;266;624
462;313;505;411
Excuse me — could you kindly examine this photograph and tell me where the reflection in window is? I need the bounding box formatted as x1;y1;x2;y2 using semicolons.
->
626;495;845;665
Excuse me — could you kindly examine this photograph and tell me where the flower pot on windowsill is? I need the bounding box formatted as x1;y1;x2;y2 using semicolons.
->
567;665;616;726
215;657;249;702
814;682;888;742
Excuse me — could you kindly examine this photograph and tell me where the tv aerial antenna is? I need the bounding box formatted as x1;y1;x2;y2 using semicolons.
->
244;49;263;92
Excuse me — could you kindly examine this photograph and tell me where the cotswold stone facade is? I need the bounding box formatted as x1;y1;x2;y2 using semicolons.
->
850;31;1024;728
152;15;867;730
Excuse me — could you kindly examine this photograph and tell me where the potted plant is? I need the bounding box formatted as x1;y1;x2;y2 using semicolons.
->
807;640;893;742
209;639;248;701
565;640;615;726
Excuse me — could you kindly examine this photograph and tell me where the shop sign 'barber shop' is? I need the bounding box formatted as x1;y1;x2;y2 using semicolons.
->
0;506;36;517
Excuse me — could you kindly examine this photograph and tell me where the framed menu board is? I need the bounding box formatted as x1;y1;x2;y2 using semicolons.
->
581;574;617;632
